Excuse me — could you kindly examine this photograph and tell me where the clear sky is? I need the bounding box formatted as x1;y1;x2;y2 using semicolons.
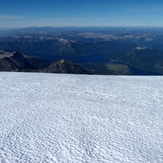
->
0;0;163;28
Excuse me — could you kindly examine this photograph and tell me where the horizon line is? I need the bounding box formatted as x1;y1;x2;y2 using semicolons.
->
1;25;163;30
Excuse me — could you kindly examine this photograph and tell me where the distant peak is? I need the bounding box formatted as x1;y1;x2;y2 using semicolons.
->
60;59;66;63
57;59;73;64
45;59;90;74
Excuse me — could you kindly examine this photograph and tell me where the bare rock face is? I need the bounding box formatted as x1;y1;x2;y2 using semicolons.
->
44;59;90;74
0;50;49;71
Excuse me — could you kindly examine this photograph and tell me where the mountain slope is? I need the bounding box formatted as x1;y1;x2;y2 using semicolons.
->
0;50;49;71
108;47;163;74
44;59;90;74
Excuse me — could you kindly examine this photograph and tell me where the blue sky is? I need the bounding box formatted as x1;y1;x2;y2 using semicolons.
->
0;0;163;28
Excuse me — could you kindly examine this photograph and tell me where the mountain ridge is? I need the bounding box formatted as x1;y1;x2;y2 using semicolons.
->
0;50;90;74
0;50;49;71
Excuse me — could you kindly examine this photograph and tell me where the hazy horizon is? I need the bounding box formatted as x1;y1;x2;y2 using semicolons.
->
1;25;163;31
1;0;163;28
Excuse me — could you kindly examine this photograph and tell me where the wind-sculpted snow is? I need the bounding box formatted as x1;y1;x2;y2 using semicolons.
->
0;72;163;163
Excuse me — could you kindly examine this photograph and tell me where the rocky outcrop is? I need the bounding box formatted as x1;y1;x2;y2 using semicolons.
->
44;59;90;74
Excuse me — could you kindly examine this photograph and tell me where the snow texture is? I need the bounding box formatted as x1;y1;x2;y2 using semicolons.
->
0;72;163;163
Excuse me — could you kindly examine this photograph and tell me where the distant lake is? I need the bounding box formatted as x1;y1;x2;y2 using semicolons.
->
34;53;109;64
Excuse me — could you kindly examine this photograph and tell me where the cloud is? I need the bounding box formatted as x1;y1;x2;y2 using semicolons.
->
0;15;25;20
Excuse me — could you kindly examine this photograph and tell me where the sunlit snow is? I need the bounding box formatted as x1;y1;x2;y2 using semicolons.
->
0;72;163;163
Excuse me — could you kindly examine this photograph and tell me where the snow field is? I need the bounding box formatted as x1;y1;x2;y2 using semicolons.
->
0;72;163;163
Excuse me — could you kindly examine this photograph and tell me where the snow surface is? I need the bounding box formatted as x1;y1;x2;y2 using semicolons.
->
0;72;163;163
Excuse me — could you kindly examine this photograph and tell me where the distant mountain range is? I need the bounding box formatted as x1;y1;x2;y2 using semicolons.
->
1;27;163;75
0;50;90;74
0;48;163;75
0;37;136;60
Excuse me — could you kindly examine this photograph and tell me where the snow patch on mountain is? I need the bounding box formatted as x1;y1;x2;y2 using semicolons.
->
134;47;149;50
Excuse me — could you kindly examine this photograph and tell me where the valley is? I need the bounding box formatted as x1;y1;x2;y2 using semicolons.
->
1;27;163;75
